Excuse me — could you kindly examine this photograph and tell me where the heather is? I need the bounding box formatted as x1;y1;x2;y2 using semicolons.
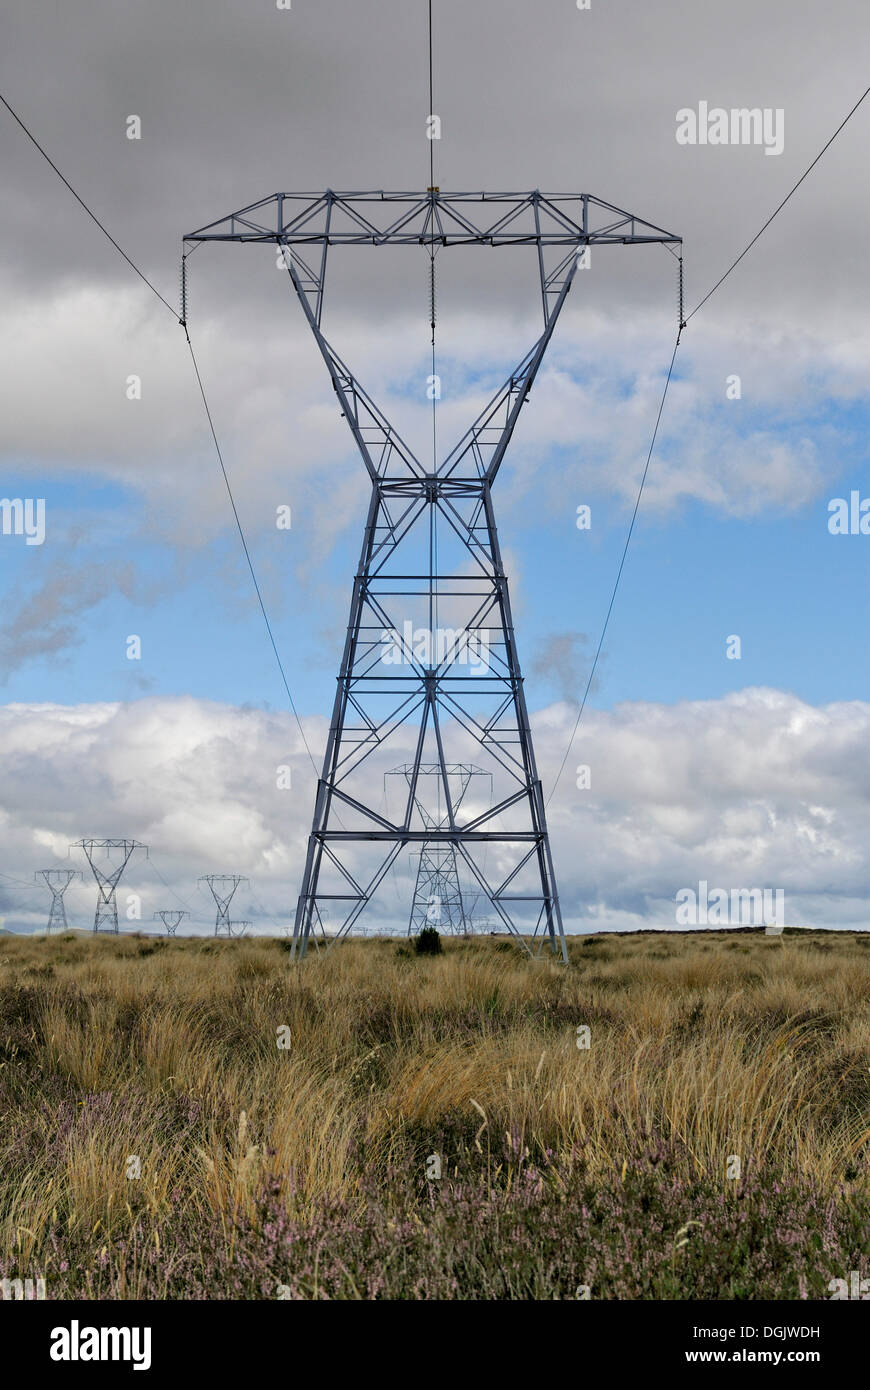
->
0;929;868;1299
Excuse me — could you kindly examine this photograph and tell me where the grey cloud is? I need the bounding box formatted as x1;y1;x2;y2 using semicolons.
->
0;560;138;676
530;631;597;705
0;542;187;679
2;0;866;559
1;0;866;326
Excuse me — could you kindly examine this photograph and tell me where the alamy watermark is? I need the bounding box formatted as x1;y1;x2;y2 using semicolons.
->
0;497;45;546
828;1271;869;1299
827;491;870;535
675;880;785;928
676;102;784;156
381;622;490;674
1;1276;46;1300
50;1321;151;1370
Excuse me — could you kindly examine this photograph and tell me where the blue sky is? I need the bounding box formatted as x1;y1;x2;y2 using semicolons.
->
2;389;868;719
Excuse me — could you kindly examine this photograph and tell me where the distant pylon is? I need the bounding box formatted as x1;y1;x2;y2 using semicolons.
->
73;839;148;933
199;875;249;937
387;764;490;935
35;868;81;933
153;909;189;937
409;843;465;934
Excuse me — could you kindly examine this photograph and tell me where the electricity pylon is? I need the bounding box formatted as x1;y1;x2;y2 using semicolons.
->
153;909;189;936
35;868;81;933
185;191;681;959
387;763;489;934
199;875;249;937
73;839;147;933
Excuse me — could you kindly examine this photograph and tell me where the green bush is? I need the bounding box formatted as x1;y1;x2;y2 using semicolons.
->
415;926;442;955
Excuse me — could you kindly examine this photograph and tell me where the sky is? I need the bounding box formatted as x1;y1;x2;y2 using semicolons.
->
1;0;869;935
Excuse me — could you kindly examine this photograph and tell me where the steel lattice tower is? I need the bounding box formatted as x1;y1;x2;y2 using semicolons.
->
153;909;189;936
410;842;464;934
199;875;249;937
185;191;680;959
35;868;81;933
73;839;147;934
387;762;489;934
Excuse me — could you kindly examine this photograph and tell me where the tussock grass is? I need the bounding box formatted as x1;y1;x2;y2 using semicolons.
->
0;928;867;1298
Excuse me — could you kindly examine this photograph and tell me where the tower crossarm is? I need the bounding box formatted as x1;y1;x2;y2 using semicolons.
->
153;909;189;935
185;190;680;251
385;762;491;835
185;190;681;337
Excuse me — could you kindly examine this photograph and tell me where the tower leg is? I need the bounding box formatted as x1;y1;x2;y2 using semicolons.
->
293;482;567;961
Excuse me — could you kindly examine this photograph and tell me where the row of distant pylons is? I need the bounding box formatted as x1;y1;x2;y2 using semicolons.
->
29;765;494;940
33;841;250;936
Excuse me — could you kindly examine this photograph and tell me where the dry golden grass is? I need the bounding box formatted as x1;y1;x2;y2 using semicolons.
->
1;927;868;1281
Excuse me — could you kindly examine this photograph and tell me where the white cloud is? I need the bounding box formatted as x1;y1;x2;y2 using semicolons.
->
2;273;863;554
1;687;869;935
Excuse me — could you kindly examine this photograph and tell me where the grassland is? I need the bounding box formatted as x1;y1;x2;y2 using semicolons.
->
1;928;868;1299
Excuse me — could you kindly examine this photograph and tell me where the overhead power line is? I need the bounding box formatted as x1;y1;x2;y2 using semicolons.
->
686;81;870;321
547;330;682;805
146;854;197;916
182;323;321;779
0;91;177;317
